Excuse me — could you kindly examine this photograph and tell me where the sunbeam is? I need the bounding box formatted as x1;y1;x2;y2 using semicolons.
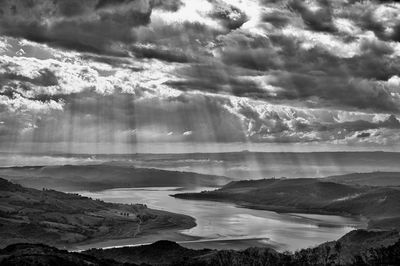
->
1;0;400;265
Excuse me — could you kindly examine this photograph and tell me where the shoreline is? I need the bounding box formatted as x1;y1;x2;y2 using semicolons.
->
74;233;281;252
72;201;364;253
71;209;197;251
72;191;366;252
73;229;200;251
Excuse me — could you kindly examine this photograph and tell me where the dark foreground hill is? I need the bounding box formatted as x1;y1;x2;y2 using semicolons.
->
0;243;128;266
0;178;195;249
173;178;400;230
0;164;230;191
1;229;399;266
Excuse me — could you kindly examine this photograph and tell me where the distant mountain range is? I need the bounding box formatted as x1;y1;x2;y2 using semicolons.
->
0;164;230;191
173;173;400;231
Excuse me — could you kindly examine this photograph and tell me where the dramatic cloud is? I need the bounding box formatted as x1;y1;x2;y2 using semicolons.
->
0;0;184;55
208;0;248;30
1;0;400;150
288;0;336;33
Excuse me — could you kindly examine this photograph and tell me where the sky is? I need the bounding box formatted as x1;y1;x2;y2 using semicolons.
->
0;0;400;153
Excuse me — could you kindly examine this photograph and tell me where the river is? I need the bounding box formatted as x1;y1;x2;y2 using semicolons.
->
78;187;365;252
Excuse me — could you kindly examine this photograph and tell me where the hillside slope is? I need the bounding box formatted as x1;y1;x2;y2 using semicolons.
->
0;178;195;249
173;178;400;230
0;164;230;191
324;172;400;187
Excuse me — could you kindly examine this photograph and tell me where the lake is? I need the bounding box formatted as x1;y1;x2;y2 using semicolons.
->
78;187;366;252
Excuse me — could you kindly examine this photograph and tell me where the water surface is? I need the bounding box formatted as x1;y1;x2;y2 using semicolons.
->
79;187;365;251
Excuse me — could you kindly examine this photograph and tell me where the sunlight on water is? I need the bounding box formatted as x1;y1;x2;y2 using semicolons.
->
79;187;366;251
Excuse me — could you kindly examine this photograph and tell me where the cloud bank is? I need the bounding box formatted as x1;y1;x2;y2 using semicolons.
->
1;0;400;151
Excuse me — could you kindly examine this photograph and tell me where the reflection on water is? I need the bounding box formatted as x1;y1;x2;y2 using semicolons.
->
79;187;365;251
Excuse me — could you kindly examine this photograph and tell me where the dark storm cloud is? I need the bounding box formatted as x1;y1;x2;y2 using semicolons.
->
0;0;184;55
391;23;400;42
0;68;59;87
218;30;282;71
261;35;399;112
1;0;400;146
344;2;400;43
129;20;224;63
168;64;399;113
287;0;336;32
259;0;282;5
130;45;193;63
79;54;139;68
132;21;223;62
269;72;399;113
169;29;400;113
357;132;370;138
261;11;291;28
136;21;220;47
359;38;394;56
96;0;183;11
164;63;269;100
150;0;183;12
358;10;386;39
266;35;399;82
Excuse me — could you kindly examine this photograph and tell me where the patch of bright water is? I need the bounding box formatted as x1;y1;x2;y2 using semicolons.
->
79;187;365;251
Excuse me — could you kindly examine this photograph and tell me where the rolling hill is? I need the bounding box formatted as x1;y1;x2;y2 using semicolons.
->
172;178;400;230
0;178;195;249
0;164;230;191
323;172;400;187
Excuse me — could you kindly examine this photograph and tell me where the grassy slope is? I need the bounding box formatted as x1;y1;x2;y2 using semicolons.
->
323;171;400;187
0;178;195;249
173;178;400;230
0;164;230;191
